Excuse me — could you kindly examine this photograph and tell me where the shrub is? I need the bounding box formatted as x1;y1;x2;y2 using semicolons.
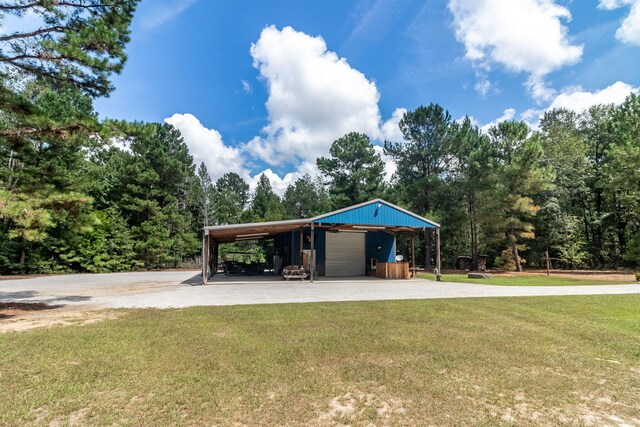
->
494;246;527;271
636;272;640;282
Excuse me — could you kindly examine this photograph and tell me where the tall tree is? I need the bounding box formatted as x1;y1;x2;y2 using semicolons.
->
384;104;453;268
451;117;495;270
282;174;331;219
249;174;283;222
194;162;215;227
0;0;140;273
488;121;553;271
317;132;384;209
0;82;98;270
93;123;199;267
605;93;640;265
536;108;591;266
214;172;249;225
581;105;619;266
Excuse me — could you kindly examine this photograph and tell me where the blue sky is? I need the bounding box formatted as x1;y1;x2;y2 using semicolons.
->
93;0;640;194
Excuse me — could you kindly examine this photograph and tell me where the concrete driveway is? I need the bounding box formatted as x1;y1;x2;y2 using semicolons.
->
1;271;640;309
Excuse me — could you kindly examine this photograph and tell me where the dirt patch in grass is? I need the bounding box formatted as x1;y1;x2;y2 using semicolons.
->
0;303;120;333
314;385;407;426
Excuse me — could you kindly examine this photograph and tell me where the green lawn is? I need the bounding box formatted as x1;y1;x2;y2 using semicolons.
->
418;272;632;286
2;296;640;426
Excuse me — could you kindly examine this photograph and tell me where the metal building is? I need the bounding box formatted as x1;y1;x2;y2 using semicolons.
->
202;199;440;283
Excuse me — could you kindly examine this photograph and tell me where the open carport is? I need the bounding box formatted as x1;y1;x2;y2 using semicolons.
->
202;199;441;284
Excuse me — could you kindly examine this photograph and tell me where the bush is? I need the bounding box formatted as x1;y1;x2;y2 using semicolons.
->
494;246;527;271
636;272;640;282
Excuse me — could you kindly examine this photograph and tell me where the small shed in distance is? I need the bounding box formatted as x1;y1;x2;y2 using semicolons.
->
202;199;440;283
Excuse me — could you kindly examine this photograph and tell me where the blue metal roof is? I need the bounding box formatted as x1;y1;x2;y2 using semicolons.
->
312;199;438;228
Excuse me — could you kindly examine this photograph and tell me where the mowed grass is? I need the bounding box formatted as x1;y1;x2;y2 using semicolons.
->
418;272;633;286
1;296;640;426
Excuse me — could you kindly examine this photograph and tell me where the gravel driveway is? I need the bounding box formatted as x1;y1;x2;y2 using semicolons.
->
1;271;639;309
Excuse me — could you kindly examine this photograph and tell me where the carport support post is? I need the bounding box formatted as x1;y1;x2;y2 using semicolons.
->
310;222;315;284
299;227;304;266
209;237;215;279
213;240;219;277
435;227;441;280
411;234;416;278
202;232;209;285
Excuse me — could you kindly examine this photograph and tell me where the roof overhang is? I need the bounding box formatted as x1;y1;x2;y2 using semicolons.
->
204;219;310;243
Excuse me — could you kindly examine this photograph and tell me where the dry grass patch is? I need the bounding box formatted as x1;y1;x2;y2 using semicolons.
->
0;303;120;333
1;295;639;425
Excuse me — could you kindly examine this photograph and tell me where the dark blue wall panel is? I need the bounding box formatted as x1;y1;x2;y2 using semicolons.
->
365;231;396;272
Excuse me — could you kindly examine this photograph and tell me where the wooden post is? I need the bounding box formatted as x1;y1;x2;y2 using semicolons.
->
208;236;214;279
202;233;209;284
411;234;416;278
213;240;219;277
310;222;315;284
545;250;551;276
299;227;304;266
435;227;441;281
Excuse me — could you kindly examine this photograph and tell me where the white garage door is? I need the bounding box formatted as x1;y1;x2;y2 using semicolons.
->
325;232;366;276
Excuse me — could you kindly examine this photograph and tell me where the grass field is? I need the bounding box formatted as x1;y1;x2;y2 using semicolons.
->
418;272;633;286
1;295;640;426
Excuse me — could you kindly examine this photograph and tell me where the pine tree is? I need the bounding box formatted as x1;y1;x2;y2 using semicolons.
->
282;174;330;219
384;104;453;268
250;174;283;222
451;117;496;269
488;121;553;271
214;172;250;224
317;132;385;209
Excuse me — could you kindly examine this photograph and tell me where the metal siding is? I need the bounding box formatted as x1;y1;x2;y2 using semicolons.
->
317;202;436;228
365;231;396;270
325;232;366;276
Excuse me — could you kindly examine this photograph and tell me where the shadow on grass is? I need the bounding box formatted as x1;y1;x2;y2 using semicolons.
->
0;300;64;320
1;291;92;315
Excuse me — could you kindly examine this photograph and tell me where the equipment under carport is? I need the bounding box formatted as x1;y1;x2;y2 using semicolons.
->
221;252;265;276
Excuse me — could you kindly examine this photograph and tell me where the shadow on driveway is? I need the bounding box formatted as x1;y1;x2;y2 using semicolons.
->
181;274;203;286
0;290;92;307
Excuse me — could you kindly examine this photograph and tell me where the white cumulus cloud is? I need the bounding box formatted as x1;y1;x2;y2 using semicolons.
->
598;0;640;45
483;81;638;131
380;108;408;142
448;0;583;101
165;113;247;181
247;162;319;196
548;81;638;112
244;25;386;166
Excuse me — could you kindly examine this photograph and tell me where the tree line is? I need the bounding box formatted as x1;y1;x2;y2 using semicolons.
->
1;1;638;274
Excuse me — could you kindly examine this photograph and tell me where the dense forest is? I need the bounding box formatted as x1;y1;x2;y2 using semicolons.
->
0;2;638;274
